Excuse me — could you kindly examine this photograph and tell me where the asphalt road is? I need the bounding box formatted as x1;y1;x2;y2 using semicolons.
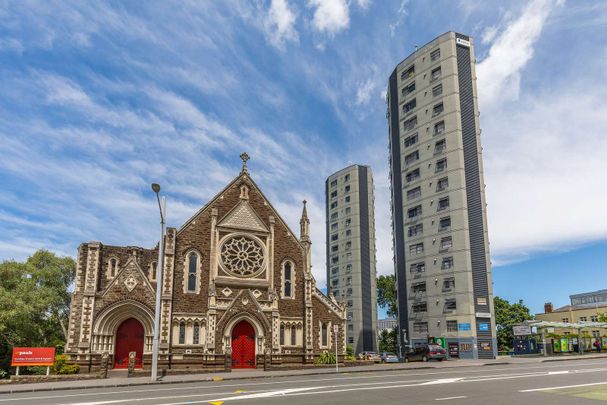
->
4;358;607;404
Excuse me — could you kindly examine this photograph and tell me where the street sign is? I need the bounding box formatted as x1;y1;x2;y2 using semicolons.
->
478;323;490;331
458;323;471;331
11;347;55;366
513;325;532;336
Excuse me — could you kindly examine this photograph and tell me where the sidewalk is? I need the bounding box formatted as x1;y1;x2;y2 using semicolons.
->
2;353;607;395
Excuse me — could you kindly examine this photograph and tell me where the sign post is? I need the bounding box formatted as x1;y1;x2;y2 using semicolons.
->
334;324;339;373
11;347;56;376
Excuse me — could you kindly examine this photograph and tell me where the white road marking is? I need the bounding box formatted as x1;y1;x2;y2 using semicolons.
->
435;396;468;401
520;381;607;392
421;378;463;385
548;370;569;375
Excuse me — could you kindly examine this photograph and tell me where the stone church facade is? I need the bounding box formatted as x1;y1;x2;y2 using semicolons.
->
65;156;346;371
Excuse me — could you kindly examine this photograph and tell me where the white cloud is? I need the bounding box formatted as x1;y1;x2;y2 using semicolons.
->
476;0;562;106
308;0;349;35
264;0;298;49
356;0;372;10
389;0;409;37
355;78;375;105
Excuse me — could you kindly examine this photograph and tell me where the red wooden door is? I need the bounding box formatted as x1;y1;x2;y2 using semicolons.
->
114;318;144;369
232;320;256;369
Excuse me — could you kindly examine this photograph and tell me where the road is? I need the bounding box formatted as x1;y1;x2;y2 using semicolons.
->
4;358;607;404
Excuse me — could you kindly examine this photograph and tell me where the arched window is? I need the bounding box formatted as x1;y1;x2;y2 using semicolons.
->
185;251;200;293
282;260;294;298
150;261;157;281
193;322;200;345
280;325;285;345
291;325;296;346
107;258;118;279
179;322;186;345
321;323;328;347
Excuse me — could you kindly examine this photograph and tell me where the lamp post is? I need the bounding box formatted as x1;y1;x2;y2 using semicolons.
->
151;183;166;381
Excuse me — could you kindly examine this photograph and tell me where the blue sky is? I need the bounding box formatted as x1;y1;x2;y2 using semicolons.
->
1;1;606;315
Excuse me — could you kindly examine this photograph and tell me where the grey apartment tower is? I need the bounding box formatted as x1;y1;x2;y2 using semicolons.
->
326;165;378;354
387;32;496;359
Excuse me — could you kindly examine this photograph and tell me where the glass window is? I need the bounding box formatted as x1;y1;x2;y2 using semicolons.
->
345;196;350;203
331;212;338;220
408;223;423;237
403;116;417;131
447;320;458;332
412;282;426;293
432;102;444;117
345;218;351;227
291;326;297;346
440;236;453;250
444;299;457;310
412;302;427;313
407;186;421;200
435;158;447;173
437;177;449;192
345;185;350;192
439;217;451;231
179;322;186;344
331;201;338;209
406;168;420;183
414;322;428;333
403;98;416;114
432;84;443;97
405;150;419;165
331;222;338;231
187;253;198;292
345;264;352;273
441;257;454;270
402;81;416;97
434;121;445;134
430;48;440;61
438;197;450;211
330;180;337;187
345;207;351;214
193;322;200;345
409;243;424;255
435;139;446;154
431;66;442;81
404;133;418;148
321;323;328;346
280;325;285;345
344;174;350;182
401;65;415;80
407;205;422;219
330;190;337;198
283;261;292;298
442;277;455;291
410;262;425;273
150;261;157;281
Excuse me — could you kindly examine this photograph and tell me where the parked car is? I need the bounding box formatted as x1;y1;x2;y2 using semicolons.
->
380;352;399;363
358;351;382;362
403;344;447;362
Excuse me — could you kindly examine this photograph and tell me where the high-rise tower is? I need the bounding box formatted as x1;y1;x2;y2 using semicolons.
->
387;32;496;359
325;165;378;354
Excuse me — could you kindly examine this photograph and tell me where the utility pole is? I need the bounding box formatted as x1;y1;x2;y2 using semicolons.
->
151;183;166;381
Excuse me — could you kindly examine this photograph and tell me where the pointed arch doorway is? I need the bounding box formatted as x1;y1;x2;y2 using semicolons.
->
231;320;256;369
114;318;144;369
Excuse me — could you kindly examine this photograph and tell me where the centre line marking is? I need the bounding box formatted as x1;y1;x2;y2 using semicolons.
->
520;381;607;392
435;396;467;401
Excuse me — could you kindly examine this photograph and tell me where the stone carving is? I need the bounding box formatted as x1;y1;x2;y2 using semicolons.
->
252;289;262;299
220;235;264;277
218;202;268;232
222;287;233;297
124;275;138;292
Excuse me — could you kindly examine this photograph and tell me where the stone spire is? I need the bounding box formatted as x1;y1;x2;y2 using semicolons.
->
300;200;310;242
240;152;250;175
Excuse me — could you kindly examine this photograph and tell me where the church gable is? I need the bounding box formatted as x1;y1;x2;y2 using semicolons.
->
217;199;268;233
100;257;156;302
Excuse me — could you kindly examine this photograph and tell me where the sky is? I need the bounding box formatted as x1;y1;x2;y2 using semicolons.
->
0;0;606;315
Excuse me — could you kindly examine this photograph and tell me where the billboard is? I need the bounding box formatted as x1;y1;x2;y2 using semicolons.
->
11;347;55;366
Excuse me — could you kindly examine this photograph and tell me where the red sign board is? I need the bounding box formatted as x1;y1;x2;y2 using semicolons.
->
11;347;56;366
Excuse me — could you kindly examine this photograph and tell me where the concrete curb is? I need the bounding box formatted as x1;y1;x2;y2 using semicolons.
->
0;361;487;395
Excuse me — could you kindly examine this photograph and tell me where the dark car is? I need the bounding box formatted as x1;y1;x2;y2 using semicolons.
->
403;344;447;362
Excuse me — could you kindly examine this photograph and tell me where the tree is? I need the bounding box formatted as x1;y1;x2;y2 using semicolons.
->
377;274;398;318
494;296;534;352
597;313;607;323
378;329;397;353
0;250;75;375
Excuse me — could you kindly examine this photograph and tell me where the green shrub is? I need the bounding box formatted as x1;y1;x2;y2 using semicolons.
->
314;351;336;365
53;354;79;375
0;369;7;379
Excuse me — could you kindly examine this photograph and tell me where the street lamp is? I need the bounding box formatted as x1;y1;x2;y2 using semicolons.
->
151;183;166;381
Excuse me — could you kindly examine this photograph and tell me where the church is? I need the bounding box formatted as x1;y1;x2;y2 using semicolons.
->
65;154;346;371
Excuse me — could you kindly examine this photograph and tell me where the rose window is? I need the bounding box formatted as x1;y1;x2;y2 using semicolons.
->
220;235;265;277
